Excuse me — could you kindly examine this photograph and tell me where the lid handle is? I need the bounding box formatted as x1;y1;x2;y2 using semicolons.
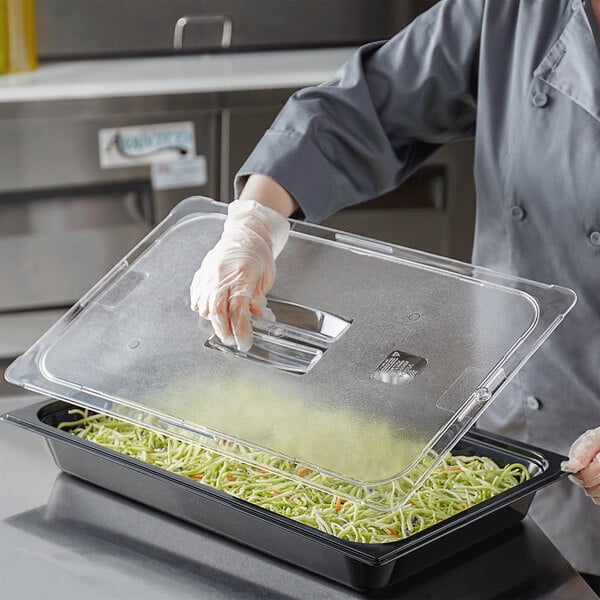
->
204;297;352;374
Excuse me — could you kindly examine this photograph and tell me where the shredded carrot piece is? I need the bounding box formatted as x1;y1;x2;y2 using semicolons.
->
297;467;310;477
191;473;204;479
335;497;343;512
388;528;399;536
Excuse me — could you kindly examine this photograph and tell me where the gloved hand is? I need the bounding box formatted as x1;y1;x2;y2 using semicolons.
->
561;427;600;505
190;199;290;352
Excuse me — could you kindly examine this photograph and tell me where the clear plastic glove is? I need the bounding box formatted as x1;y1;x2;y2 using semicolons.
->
190;199;290;352
561;427;600;505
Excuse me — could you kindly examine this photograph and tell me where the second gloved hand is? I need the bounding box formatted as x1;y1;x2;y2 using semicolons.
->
190;199;290;352
561;427;600;505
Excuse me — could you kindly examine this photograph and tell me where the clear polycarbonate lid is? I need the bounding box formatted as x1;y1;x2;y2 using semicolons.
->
7;197;576;510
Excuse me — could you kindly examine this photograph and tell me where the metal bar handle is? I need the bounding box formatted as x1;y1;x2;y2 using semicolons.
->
173;14;233;50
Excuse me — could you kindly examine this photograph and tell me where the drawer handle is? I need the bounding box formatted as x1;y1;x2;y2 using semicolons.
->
174;14;233;50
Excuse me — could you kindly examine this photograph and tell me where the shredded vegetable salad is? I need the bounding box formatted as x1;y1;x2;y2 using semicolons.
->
58;409;530;544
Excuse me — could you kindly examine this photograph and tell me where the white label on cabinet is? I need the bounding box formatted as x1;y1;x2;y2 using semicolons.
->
98;122;196;169
151;156;207;190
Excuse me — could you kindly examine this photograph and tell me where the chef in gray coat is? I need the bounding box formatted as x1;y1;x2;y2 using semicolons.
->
191;0;600;581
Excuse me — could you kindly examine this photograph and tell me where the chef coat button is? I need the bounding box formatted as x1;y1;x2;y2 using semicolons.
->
589;231;600;246
526;396;541;410
571;0;579;10
532;93;548;107
510;205;526;221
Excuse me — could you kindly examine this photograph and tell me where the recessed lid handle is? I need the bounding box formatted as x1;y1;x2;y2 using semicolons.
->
204;297;352;374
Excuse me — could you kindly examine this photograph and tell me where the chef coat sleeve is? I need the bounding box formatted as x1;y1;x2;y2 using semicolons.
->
235;0;483;223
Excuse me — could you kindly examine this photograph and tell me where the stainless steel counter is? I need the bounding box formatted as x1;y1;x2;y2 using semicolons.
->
1;394;596;600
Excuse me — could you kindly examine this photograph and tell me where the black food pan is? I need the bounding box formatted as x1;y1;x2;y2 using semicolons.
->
2;399;567;591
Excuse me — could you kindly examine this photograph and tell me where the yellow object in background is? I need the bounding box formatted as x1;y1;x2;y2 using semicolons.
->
0;0;37;74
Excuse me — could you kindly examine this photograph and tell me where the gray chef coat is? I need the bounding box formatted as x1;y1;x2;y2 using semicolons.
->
236;0;600;574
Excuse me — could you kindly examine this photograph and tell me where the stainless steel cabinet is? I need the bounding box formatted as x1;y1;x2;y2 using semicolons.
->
35;0;421;60
0;184;153;312
0;98;219;203
0;94;221;360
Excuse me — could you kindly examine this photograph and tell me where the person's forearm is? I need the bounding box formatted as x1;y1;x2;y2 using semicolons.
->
238;174;298;218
